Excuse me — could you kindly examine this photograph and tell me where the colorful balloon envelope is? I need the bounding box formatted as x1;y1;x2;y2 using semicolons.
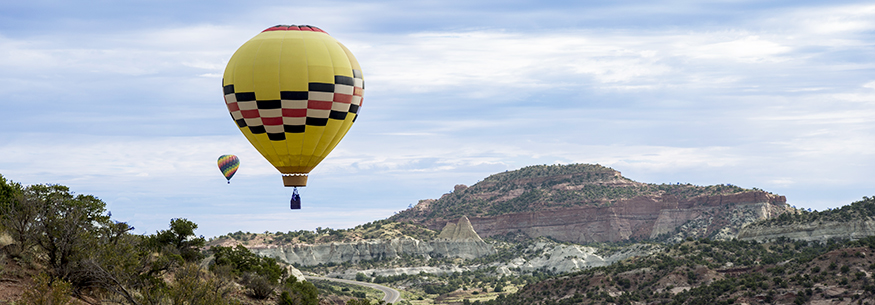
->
222;25;364;187
217;154;240;183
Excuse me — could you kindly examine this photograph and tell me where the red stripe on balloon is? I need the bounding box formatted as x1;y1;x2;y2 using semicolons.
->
241;109;260;118
283;108;307;117
262;117;283;125
308;100;333;110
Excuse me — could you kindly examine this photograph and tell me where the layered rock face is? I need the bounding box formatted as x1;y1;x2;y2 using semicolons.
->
327;242;660;280
738;218;875;242
459;191;788;243
251;217;494;266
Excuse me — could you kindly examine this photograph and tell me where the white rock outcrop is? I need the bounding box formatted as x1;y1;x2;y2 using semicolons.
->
321;242;661;280
501;242;659;274
737;218;875;242
251;217;494;266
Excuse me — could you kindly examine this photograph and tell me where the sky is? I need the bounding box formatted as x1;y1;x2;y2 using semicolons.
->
0;0;873;238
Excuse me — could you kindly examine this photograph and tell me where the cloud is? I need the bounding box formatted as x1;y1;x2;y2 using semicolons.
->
351;20;871;101
788;4;875;35
354;31;675;95
0;134;275;185
683;35;792;63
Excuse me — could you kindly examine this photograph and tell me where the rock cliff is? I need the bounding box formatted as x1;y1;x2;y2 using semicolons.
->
444;191;789;244
737;218;875;242
250;217;494;266
737;196;875;242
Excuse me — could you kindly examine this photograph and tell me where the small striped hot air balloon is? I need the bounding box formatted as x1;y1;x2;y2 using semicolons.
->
217;155;240;184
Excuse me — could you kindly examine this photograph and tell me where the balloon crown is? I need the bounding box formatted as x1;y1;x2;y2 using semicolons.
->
262;25;328;34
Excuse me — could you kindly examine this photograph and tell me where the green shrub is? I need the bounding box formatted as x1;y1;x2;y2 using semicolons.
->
212;244;284;283
356;272;370;282
21;273;74;305
243;272;276;299
146;218;206;262
277;276;319;305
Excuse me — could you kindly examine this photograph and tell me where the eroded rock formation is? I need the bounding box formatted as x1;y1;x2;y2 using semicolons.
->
326;242;660;280
738;218;875;242
250;217;494;266
436;216;483;241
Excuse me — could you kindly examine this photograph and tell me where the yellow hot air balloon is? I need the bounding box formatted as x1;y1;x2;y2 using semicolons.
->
222;25;363;189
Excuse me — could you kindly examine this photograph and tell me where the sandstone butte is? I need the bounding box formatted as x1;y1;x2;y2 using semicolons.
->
439;191;789;244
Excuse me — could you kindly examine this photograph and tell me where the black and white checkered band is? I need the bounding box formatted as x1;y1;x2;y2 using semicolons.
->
223;71;364;141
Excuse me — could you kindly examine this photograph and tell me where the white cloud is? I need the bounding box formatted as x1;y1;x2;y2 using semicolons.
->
0;24;240;80
789;4;875;35
352;22;869;98
684;35;792;63
354;31;677;95
0;134;275;185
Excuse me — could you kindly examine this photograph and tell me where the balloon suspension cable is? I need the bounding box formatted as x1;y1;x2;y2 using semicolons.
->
290;187;302;210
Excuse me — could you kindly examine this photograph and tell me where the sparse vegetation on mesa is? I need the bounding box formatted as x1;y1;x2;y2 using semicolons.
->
748;195;875;227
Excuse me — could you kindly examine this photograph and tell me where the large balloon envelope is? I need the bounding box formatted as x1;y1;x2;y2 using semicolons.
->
217;154;240;183
222;25;364;187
